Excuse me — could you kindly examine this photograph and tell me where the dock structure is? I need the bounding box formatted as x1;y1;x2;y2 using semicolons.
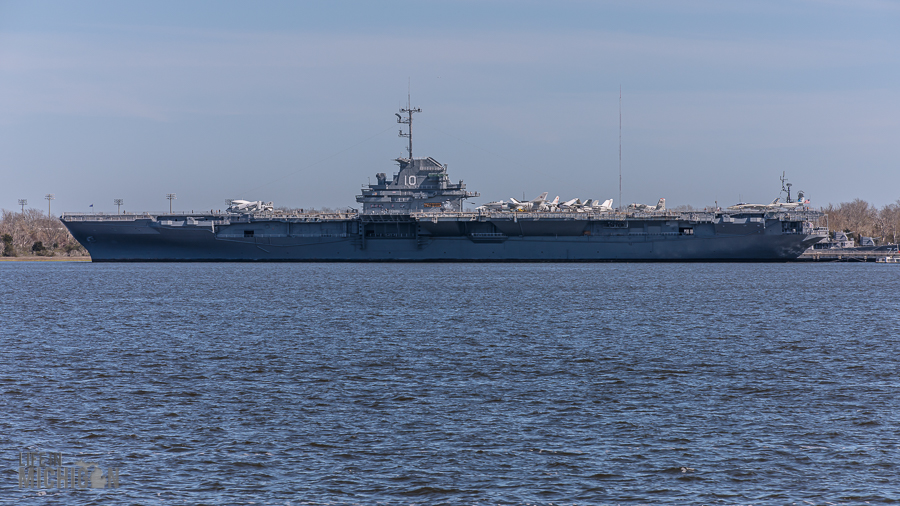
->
798;249;899;262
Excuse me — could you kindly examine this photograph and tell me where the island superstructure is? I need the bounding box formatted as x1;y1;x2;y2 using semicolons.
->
357;104;477;213
61;105;826;261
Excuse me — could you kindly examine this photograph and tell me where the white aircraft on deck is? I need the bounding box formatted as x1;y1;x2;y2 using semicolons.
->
628;198;665;212
538;196;560;212
509;192;549;211
727;198;781;211
727;194;809;212
481;195;613;213
557;198;612;212
771;191;810;209
227;200;274;214
558;198;582;211
476;200;509;211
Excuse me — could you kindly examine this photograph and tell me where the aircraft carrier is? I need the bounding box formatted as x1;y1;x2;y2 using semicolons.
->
61;106;826;262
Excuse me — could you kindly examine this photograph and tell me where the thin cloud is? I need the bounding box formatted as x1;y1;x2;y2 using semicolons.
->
2;27;895;119
796;0;900;11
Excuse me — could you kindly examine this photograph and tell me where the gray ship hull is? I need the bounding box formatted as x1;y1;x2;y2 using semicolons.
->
60;105;827;262
61;211;824;262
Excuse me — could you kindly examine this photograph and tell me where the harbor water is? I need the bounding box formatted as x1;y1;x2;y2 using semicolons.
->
1;262;898;504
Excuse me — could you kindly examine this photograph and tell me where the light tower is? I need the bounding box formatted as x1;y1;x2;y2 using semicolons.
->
45;194;55;217
114;198;124;214
18;199;26;213
166;193;176;213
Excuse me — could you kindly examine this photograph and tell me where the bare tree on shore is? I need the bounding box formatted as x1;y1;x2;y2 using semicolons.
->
822;199;900;244
0;208;87;257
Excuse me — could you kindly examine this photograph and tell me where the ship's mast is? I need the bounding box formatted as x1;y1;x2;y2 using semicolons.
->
781;171;793;203
397;91;421;159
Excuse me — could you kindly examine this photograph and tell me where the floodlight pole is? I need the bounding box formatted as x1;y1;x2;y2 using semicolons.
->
114;198;124;214
18;199;27;213
45;194;55;217
166;193;176;213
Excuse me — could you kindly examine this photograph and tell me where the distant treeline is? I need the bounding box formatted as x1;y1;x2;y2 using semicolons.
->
822;199;900;245
0;209;87;257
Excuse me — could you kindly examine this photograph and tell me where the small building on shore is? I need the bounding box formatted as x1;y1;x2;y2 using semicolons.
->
812;231;856;250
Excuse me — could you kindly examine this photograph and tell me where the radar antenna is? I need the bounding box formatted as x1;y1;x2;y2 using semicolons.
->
781;171;793;203
397;90;420;159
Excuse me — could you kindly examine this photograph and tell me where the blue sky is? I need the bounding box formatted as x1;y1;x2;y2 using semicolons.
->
1;0;898;214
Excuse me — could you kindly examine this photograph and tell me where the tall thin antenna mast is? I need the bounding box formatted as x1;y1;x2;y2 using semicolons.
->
781;171;793;203
618;85;622;211
396;81;421;159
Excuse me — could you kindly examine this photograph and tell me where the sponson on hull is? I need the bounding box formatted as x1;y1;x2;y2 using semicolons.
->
61;105;826;262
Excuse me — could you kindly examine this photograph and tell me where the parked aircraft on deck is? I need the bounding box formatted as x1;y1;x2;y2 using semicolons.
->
628;198;665;212
727;193;809;212
227;200;274;214
477;195;614;213
509;192;549;212
476;200;509;211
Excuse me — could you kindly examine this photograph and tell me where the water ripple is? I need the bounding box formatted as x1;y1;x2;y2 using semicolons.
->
2;262;899;504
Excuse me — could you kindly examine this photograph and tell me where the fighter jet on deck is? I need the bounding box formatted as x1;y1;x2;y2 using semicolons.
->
509;192;549;212
476;200;509;211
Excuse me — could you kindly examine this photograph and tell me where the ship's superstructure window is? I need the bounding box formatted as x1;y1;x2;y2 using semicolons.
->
244;230;254;238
